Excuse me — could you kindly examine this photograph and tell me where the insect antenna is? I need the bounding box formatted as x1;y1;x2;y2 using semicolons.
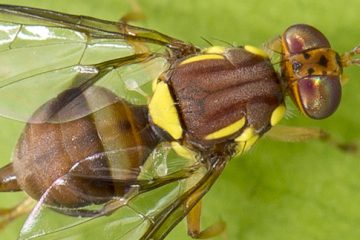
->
200;36;214;47
201;37;235;47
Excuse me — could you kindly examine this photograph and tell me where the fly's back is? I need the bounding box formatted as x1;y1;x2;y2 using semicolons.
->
149;46;286;156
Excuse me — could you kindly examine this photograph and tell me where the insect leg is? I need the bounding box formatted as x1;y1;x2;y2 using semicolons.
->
341;45;360;67
120;0;145;23
0;164;33;230
266;125;357;153
117;0;150;55
339;45;360;85
186;200;226;239
0;197;35;230
0;163;20;192
184;167;226;239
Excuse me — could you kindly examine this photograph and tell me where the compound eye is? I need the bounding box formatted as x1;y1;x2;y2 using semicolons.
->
283;24;331;54
296;75;341;119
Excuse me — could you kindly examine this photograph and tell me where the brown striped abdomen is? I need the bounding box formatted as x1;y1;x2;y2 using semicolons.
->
13;87;159;207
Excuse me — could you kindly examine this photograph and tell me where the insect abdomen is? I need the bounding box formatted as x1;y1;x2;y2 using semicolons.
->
13;87;159;207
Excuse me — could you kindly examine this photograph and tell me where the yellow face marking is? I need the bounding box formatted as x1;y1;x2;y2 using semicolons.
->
204;117;245;140
270;104;286;126
235;127;255;142
236;134;259;154
202;46;226;54
149;81;182;139
171;142;196;160
288;49;342;78
180;54;224;65
244;45;268;58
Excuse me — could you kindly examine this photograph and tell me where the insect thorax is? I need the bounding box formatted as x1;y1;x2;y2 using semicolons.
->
149;46;286;158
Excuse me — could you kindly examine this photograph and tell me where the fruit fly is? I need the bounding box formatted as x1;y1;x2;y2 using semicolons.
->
0;4;359;240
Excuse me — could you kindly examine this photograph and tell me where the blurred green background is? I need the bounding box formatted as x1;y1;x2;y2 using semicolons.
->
0;0;360;239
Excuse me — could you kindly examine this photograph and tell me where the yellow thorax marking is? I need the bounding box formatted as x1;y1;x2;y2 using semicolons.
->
152;78;159;92
205;117;246;140
235;127;255;142
244;45;268;58
171;142;196;160
236;134;259;154
270;104;286;126
180;54;224;65
202;46;226;54
149;81;182;139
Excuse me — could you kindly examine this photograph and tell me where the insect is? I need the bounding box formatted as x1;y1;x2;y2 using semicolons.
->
0;4;359;240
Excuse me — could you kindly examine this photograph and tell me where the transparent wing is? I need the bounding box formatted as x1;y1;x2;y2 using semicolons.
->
140;156;227;239
0;5;197;123
0;5;193;48
17;144;227;240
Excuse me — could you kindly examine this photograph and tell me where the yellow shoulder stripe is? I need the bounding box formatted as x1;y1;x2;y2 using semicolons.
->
202;46;226;54
235;127;255;142
244;45;268;58
180;54;224;65
149;81;183;139
270;104;286;126
205;117;245;140
236;134;259;154
171;142;196;160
